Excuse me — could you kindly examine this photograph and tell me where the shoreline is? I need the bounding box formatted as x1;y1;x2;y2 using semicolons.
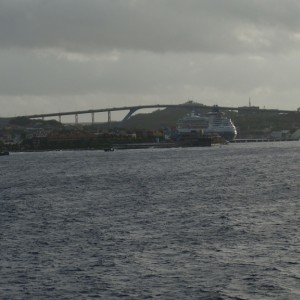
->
3;138;299;153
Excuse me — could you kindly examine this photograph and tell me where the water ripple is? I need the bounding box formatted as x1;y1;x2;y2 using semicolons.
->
0;142;299;299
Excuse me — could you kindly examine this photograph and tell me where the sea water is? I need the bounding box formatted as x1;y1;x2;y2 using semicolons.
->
0;142;299;299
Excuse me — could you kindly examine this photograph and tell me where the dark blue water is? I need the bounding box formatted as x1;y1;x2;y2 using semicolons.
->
1;142;299;299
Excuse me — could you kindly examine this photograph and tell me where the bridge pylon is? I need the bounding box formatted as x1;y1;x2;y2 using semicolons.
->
91;112;95;125
108;111;111;128
120;108;139;125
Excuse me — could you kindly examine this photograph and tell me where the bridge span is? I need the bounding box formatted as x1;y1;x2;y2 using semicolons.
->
20;103;297;125
21;104;206;125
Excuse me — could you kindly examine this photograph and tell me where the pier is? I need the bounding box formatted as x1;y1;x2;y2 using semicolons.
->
231;138;299;143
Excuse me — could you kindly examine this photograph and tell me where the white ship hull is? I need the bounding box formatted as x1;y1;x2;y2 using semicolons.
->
177;106;237;141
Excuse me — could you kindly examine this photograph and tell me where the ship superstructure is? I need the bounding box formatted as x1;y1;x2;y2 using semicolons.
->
176;111;209;134
176;106;237;141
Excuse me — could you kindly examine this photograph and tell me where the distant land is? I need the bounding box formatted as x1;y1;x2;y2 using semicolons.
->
121;106;300;138
1;104;300;139
0;118;10;126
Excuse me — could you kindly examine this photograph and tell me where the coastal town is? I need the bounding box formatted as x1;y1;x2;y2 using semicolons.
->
1;103;299;152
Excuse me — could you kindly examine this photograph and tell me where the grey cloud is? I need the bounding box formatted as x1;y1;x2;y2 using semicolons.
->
0;49;102;96
1;0;300;54
1;48;300;98
0;0;300;116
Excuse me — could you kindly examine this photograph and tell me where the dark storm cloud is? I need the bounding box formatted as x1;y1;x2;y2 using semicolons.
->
1;0;300;54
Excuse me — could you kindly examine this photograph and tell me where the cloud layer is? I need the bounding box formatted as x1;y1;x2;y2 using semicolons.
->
1;0;300;117
2;0;300;54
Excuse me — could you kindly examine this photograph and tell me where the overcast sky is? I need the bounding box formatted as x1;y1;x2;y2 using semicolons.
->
1;0;300;120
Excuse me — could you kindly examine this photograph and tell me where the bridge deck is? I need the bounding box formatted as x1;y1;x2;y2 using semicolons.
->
19;104;297;121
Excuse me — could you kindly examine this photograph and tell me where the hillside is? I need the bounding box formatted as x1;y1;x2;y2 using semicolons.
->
0;118;11;126
123;102;209;129
123;107;192;129
1;105;299;139
123;106;300;138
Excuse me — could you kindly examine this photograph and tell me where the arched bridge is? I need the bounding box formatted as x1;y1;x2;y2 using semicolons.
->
20;103;297;125
20;104;207;125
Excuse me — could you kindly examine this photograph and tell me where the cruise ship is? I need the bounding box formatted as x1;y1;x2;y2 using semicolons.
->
177;106;237;141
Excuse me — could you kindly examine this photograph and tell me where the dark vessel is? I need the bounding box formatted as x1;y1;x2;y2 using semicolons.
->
0;151;9;156
175;131;225;147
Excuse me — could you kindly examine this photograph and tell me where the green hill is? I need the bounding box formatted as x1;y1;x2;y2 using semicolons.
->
122;106;300;138
123;107;192;129
0;118;10;126
123;102;208;129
